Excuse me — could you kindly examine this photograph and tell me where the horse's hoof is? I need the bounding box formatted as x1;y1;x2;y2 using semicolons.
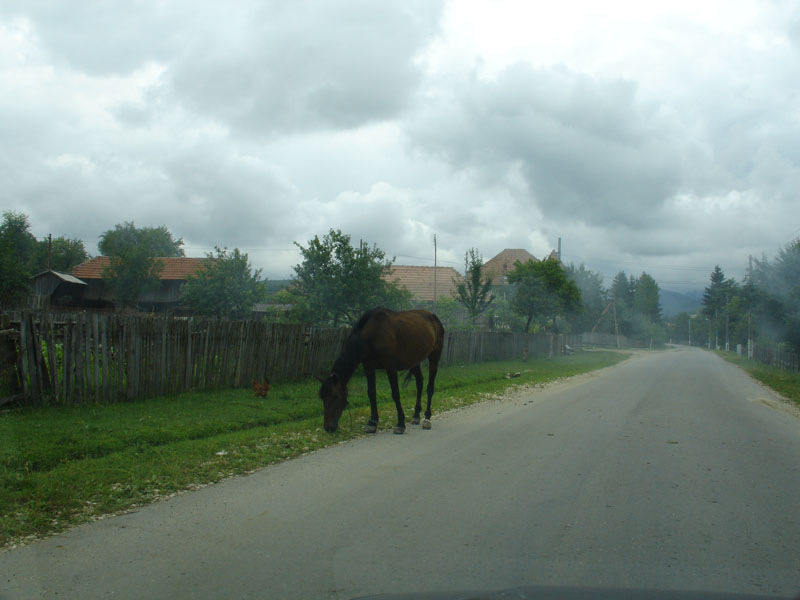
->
422;419;431;430
411;417;420;425
364;423;378;434
393;426;406;435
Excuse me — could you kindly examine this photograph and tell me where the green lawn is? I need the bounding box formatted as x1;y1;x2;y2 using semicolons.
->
1;350;627;548
717;350;800;406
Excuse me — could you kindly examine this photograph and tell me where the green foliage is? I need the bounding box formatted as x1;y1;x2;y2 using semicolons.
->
750;240;800;352
180;247;266;319
632;272;662;323
454;248;494;324
28;236;89;274
431;296;468;329
566;263;606;332
610;271;634;309
102;247;164;309
0;211;37;308
288;229;411;326
98;222;184;258
701;265;737;318
98;222;183;310
507;258;582;333
486;295;528;332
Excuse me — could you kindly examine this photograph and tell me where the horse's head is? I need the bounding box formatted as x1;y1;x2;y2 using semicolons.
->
318;373;348;433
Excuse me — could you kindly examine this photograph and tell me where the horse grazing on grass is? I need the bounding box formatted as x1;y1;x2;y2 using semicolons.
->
318;308;445;435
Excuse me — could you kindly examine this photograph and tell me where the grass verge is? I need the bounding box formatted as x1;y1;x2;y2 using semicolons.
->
716;350;800;406
1;350;627;549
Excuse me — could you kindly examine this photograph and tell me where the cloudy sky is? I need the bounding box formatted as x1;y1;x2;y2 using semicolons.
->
2;0;799;292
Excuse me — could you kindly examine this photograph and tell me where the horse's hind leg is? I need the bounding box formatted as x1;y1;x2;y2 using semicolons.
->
423;351;442;429
409;366;424;425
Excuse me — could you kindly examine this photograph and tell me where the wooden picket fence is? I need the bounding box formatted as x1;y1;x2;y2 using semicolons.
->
753;345;800;373
2;311;581;406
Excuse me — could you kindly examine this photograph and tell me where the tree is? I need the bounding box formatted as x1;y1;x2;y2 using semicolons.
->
701;265;738;349
102;246;164;310
632;272;662;323
0;211;37;308
98;222;184;257
566;263;606;332
701;266;735;318
180;247;266;319
610;271;634;309
507;258;582;333
751;240;800;352
290;229;411;326
454;248;494;324
98;222;183;310
28;236;89;273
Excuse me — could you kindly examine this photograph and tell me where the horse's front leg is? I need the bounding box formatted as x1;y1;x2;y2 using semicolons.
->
364;367;379;434
387;369;405;434
409;366;424;425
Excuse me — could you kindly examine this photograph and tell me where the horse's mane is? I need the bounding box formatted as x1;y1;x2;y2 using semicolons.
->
353;307;389;331
331;308;387;383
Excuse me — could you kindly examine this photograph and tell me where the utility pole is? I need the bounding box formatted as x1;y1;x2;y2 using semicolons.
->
47;233;52;270
433;234;438;314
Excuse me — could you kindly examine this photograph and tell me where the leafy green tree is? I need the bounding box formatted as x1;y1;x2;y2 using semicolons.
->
507;258;582;333
632;272;662;323
29;236;89;273
566;263;606;332
180;247;266;319
454;248;494;324
289;229;411;326
98;222;184;257
102;246;163;309
98;222;183;310
0;211;37;308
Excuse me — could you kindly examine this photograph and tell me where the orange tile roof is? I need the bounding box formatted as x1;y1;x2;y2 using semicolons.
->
483;249;538;284
72;257;210;280
385;265;463;302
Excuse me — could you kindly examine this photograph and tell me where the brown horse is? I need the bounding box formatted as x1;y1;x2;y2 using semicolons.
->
318;308;445;434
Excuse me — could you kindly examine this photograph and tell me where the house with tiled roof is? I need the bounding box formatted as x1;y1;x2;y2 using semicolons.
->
71;256;210;311
384;265;463;303
28;256;212;312
482;249;538;285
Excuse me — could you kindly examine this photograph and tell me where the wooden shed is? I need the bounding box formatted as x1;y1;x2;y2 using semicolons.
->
29;270;88;310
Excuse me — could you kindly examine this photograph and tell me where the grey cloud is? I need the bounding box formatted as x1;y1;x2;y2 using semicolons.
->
407;63;683;229
168;0;444;134
0;1;181;75
160;149;300;247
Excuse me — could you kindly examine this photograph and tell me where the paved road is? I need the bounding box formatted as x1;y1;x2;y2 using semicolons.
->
2;348;800;599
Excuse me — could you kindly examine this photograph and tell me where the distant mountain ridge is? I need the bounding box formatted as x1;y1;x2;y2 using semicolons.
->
659;289;702;318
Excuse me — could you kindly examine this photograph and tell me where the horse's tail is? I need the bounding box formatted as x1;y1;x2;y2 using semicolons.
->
402;370;414;388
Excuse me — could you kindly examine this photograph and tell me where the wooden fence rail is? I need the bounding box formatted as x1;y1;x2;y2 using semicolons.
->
2;311;581;406
753;345;800;373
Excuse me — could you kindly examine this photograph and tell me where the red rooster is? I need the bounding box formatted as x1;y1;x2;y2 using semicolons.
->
251;377;271;397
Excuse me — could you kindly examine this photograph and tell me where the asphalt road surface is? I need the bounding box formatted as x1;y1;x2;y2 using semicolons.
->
2;347;800;599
